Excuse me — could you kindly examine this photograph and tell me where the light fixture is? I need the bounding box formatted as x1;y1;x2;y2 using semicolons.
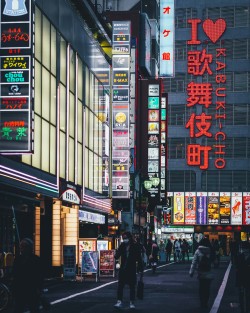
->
150;176;160;187
144;180;152;190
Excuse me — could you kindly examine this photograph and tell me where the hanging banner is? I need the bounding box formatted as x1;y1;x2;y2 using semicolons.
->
231;192;242;225
196;192;207;225
185;192;196;225
173;192;184;224
243;192;250;225
208;192;219;225
219;192;231;225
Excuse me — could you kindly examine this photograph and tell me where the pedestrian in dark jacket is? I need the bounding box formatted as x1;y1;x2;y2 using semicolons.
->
12;238;44;313
235;241;250;313
165;239;173;263
189;237;213;308
114;231;143;309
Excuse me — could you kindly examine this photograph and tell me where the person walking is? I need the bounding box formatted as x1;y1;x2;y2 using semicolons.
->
189;237;213;308
174;239;181;262
114;231;143;309
165;239;173;263
11;238;44;313
235;241;250;313
150;241;159;273
181;239;189;263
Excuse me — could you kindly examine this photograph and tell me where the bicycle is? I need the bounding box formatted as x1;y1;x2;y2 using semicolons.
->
0;281;11;311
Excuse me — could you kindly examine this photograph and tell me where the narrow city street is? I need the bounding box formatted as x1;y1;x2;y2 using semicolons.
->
7;257;240;313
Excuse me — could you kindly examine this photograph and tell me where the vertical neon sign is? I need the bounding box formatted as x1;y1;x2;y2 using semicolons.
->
186;18;227;170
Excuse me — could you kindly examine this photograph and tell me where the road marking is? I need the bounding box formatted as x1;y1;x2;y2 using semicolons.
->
209;262;232;313
51;280;118;304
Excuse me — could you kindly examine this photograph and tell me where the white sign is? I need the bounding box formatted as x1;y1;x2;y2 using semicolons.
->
61;189;80;204
159;0;175;77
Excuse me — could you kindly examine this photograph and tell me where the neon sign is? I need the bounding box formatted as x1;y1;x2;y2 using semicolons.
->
186;18;227;170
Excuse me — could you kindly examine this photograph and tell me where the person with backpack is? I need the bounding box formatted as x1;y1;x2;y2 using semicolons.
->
189;237;213;308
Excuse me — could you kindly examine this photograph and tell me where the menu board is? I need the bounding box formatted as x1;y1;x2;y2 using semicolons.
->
81;251;98;274
99;250;115;277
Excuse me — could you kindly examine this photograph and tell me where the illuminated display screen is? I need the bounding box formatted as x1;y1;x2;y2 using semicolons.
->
0;0;33;153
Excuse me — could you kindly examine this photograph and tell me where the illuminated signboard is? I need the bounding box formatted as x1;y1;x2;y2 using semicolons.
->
196;192;207;225
186;18;227;170
112;22;131;198
231;192;242;225
0;0;33;153
159;0;175;77
219;192;231;225
243;192;250;225
173;192;184;225
185;192;196;225
208;192;219;225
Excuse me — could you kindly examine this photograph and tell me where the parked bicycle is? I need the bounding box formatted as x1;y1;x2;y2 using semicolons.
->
0;280;11;311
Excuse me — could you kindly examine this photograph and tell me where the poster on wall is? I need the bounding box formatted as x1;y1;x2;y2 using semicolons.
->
99;250;115;277
231;192;243;225
81;251;98;274
173;192;184;224
196;192;207;225
79;239;96;265
219;192;231;224
207;192;219;225
184;192;196;225
97;240;109;251
243;192;250;225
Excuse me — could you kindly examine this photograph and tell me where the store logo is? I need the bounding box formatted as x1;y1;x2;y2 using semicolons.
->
3;0;27;16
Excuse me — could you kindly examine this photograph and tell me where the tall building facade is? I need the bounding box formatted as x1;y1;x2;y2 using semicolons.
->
164;0;250;193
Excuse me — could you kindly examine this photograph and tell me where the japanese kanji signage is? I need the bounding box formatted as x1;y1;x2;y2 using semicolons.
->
159;0;175;77
0;0;33;153
186;18;227;170
112;21;131;198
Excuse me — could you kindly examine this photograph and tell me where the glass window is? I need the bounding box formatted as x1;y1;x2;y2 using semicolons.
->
234;72;248;91
42;16;51;70
60;84;66;132
32;114;41;168
60;132;66;179
234;137;247;158
50;76;57;125
78;58;83;101
50;125;56;174
78;100;83;143
77;142;83;186
69;48;75;93
35;9;42;62
85;148;89;188
235;7;249;27
51;25;57;75
69;92;75;137
34;61;41;115
42;68;50;121
41;119;50;172
60;38;67;85
88;151;94;190
69;137;75;182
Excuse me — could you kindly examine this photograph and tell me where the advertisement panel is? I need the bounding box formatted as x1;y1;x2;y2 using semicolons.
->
243;192;250;225
81;251;98;274
0;0;33;153
208;192;219;225
185;192;196;225
99;250;115;277
173;192;184;225
196;192;207;225
231;192;243;225
219;192;231;225
79;239;96;266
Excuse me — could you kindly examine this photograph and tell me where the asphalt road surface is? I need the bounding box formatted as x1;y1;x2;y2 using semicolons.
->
5;257;242;313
